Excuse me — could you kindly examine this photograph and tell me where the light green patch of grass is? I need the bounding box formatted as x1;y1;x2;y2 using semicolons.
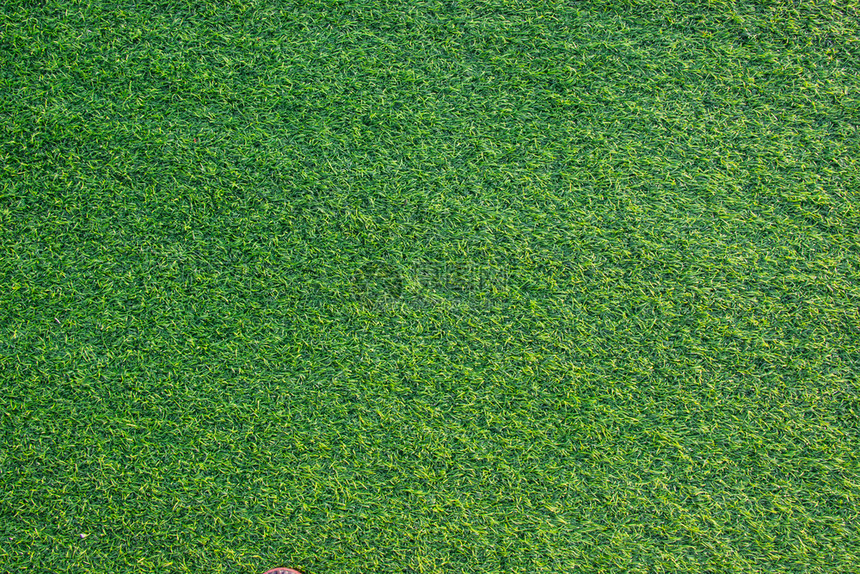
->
1;1;858;572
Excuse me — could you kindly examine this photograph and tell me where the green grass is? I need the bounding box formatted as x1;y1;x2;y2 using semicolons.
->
1;0;859;572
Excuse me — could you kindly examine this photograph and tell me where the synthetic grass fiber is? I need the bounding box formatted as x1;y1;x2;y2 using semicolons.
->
1;0;859;572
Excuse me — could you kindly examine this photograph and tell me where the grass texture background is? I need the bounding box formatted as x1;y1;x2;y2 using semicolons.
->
1;0;859;572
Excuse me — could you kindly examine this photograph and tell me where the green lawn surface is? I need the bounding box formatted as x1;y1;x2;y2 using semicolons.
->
1;1;859;572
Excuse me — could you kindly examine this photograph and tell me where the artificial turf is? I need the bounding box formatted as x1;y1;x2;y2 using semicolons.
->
1;0;859;572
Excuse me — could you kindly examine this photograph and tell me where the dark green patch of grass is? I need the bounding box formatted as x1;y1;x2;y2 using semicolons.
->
1;1;859;572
